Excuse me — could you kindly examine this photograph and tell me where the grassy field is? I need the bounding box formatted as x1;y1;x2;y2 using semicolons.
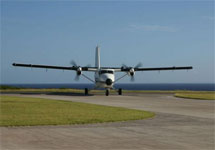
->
0;96;155;126
175;93;215;100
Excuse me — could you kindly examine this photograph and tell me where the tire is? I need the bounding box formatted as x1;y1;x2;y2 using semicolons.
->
118;88;122;95
105;89;109;96
85;88;88;95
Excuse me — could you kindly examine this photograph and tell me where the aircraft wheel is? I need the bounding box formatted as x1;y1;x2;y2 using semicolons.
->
105;89;109;96
118;88;122;95
85;88;88;95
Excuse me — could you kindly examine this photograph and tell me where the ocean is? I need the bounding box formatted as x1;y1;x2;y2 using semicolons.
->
2;83;215;91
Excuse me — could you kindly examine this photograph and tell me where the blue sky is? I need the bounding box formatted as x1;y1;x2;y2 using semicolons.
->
1;1;214;84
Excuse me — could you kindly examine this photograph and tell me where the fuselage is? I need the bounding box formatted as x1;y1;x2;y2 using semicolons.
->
94;46;115;89
94;69;115;89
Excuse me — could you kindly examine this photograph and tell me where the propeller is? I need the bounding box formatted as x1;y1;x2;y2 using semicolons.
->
70;60;81;81
122;62;142;82
70;60;91;81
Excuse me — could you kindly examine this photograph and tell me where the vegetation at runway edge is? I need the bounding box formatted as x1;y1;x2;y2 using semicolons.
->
1;85;214;100
0;96;155;126
1;86;214;93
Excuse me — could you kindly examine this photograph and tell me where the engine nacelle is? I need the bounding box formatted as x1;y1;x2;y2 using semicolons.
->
76;67;82;76
128;68;135;76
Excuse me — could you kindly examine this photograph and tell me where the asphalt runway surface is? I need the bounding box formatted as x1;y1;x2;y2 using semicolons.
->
1;93;215;150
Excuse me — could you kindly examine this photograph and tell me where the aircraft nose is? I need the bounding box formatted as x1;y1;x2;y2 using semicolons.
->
106;78;113;86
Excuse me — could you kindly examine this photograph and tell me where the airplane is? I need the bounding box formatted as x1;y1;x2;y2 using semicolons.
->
12;46;193;96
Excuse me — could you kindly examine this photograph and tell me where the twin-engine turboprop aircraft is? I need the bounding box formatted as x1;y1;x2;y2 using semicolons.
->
13;46;193;96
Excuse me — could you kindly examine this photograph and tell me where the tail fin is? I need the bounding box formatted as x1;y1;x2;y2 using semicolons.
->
95;46;100;69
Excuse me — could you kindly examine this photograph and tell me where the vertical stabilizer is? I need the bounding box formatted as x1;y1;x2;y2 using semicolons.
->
95;46;100;69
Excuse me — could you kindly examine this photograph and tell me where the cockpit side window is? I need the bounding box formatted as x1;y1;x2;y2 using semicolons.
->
107;71;113;74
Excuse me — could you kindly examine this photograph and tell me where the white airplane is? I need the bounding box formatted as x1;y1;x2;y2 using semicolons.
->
13;46;193;96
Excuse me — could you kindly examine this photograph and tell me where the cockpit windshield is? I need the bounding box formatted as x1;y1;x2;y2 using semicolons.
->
100;70;114;74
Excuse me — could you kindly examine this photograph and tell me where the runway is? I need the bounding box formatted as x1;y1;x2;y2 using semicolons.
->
1;93;215;150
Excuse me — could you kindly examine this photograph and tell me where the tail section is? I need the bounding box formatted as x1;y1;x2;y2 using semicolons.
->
95;46;100;69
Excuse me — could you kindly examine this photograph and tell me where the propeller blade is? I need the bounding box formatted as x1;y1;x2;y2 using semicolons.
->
85;64;91;67
70;60;77;67
122;62;142;69
75;75;80;81
131;76;135;82
122;64;128;68
135;62;142;68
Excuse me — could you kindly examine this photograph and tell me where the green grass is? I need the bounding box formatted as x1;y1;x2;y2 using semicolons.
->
175;92;215;100
0;96;154;126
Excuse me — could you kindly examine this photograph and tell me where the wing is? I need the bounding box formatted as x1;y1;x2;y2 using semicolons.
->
112;66;193;72
134;66;193;71
12;63;97;71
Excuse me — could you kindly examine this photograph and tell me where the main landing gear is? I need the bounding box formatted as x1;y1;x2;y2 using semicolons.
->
85;88;122;96
118;88;122;95
105;88;122;96
85;88;88;95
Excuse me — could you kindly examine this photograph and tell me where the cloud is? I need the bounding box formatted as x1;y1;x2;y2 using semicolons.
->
127;24;178;32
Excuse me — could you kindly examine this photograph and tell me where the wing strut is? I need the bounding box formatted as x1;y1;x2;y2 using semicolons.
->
114;73;128;83
81;74;95;83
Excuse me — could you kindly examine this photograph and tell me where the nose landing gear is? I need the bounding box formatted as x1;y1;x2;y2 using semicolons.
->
85;88;88;95
105;89;110;96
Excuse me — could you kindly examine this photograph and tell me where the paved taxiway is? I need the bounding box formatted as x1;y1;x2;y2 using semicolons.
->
1;93;215;150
